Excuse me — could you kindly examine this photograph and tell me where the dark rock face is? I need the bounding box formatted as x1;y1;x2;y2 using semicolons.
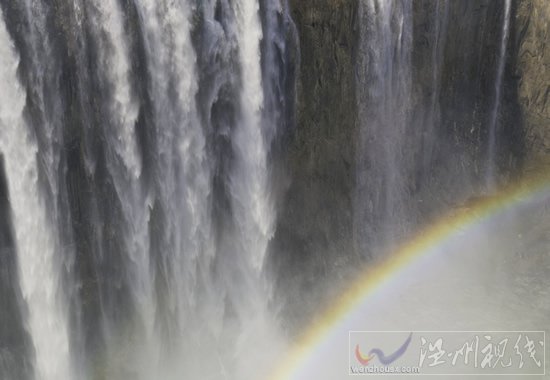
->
438;0;523;178
271;0;527;331
409;0;523;213
270;0;360;330
516;0;550;163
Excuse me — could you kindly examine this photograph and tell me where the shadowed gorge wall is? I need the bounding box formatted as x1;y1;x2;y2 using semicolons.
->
270;0;360;329
516;0;550;163
272;0;529;332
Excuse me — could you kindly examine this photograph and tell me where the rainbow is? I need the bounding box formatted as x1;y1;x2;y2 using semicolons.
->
269;169;550;380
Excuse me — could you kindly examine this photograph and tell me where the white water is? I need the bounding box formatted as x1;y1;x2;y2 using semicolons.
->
231;0;275;274
0;10;70;380
134;0;216;372
137;0;211;272
87;0;141;178
224;1;285;377
487;0;512;187
85;1;157;375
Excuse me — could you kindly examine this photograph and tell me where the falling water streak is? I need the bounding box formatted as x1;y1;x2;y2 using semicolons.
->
166;0;213;272
0;10;70;380
86;0;156;364
258;0;298;304
87;0;141;178
134;4;183;361
21;0;63;207
165;0;216;339
423;0;449;171
231;0;274;274
355;0;413;256
487;0;511;188
259;0;285;144
136;0;214;354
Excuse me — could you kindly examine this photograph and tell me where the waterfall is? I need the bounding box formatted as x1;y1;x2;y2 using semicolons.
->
86;0;141;178
0;9;70;380
0;0;292;376
487;0;512;187
84;0;158;375
0;0;524;379
125;0;217;375
231;0;274;274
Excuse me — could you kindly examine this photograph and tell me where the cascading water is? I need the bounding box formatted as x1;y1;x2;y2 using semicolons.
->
231;0;273;277
86;0;141;178
0;1;535;379
0;0;294;379
83;0;157;375
0;9;70;380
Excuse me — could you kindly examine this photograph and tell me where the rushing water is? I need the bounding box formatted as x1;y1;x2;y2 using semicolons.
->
0;0;294;379
0;1;529;379
0;9;70;379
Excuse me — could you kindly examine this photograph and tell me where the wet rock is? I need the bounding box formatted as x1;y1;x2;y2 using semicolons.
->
516;0;550;162
270;0;360;330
